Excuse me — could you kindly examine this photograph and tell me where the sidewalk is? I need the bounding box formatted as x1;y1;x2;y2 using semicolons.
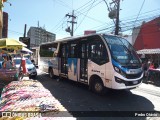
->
142;77;160;87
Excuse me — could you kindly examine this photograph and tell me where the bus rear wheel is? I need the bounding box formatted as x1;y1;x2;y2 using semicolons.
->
91;79;105;95
49;68;54;78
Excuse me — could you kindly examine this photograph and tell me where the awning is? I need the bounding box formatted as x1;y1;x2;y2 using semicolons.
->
21;47;33;53
137;49;160;54
17;47;33;53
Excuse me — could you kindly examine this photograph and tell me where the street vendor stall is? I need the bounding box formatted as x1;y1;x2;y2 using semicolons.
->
137;48;160;65
137;48;160;54
0;38;27;50
137;48;160;79
0;80;74;119
0;38;27;84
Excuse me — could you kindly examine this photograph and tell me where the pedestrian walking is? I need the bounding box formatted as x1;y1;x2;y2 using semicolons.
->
147;62;155;80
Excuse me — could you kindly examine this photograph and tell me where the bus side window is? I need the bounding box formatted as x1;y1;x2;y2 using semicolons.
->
62;45;65;57
60;43;69;58
40;43;57;57
89;37;109;65
90;45;96;58
69;42;77;58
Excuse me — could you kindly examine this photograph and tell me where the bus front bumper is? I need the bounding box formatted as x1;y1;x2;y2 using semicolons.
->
111;74;143;90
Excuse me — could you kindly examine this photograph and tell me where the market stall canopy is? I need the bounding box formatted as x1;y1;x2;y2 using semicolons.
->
0;38;27;50
137;48;160;54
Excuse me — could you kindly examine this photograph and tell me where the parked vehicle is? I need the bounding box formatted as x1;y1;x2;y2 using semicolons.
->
30;47;39;67
13;58;37;78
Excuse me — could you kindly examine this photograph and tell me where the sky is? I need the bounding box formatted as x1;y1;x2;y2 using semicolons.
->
3;0;160;40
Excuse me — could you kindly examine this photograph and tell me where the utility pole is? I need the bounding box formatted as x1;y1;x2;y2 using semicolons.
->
114;0;120;35
65;10;77;36
108;0;121;35
0;0;10;39
0;0;4;38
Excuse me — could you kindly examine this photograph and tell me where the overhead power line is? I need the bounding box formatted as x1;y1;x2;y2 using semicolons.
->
121;8;160;22
50;16;66;31
94;13;160;34
75;0;95;11
75;11;106;24
53;0;72;9
132;0;146;28
8;29;23;35
74;0;96;32
75;0;104;17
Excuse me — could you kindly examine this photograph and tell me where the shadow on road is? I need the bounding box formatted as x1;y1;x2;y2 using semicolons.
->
37;74;156;120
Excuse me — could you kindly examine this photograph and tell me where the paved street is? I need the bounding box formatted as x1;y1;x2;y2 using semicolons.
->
33;69;160;120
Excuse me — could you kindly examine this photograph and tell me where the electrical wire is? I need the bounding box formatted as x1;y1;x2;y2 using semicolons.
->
76;0;104;17
121;8;160;22
75;0;95;11
75;11;106;24
50;16;66;31
93;14;160;34
8;29;23;35
132;0;146;28
74;0;96;32
53;0;72;9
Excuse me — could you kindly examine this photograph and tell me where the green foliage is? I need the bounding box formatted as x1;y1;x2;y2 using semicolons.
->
0;0;8;10
0;3;3;10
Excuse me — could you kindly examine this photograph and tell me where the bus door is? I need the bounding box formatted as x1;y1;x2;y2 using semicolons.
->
60;43;68;77
67;42;78;81
79;41;89;83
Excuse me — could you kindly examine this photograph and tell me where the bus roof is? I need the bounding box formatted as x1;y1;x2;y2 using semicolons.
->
40;33;118;46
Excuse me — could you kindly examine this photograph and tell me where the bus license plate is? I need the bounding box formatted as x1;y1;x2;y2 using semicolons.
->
133;81;138;84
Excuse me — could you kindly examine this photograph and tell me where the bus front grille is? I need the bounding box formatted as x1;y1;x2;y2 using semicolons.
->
126;72;142;79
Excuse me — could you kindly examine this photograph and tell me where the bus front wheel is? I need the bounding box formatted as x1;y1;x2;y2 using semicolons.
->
91;78;105;95
49;68;54;78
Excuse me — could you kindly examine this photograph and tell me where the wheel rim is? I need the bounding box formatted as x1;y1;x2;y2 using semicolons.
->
95;82;103;92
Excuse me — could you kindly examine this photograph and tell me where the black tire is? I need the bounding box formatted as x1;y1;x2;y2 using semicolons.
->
91;78;105;95
31;73;37;79
49;68;54;78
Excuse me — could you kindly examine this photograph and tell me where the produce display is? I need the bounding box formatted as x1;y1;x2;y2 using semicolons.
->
0;80;74;119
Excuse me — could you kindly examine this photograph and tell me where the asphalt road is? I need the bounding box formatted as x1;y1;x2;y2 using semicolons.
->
35;70;160;120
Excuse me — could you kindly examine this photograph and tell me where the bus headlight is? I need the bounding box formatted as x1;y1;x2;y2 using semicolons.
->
114;66;120;73
114;66;126;77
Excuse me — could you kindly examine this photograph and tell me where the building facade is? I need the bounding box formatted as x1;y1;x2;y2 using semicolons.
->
2;12;8;38
27;27;56;47
133;17;160;51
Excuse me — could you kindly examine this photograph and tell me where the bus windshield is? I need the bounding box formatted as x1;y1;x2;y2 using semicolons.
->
104;35;141;65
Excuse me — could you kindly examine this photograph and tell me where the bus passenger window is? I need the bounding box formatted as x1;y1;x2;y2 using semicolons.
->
90;42;108;65
70;43;77;58
40;43;57;57
91;45;96;58
62;46;65;57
